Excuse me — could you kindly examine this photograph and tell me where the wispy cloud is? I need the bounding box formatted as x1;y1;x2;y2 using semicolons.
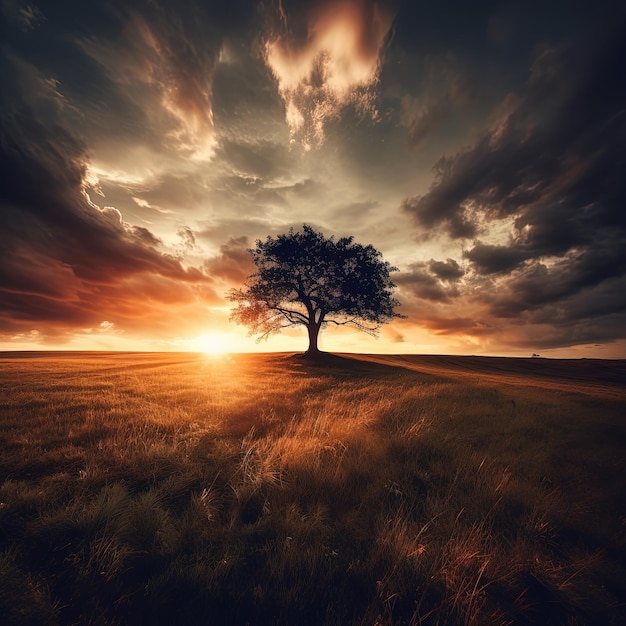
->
80;5;221;161
264;0;395;148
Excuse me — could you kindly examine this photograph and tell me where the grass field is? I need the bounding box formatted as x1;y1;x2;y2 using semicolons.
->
1;351;625;625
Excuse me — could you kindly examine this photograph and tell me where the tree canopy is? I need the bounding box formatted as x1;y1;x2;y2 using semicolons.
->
228;225;403;354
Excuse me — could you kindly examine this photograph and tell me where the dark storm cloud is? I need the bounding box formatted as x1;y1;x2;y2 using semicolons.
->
463;244;527;275
400;16;626;345
420;316;493;337
428;258;464;282
0;40;211;337
0;92;198;282
403;18;626;244
396;261;462;303
487;247;626;320
494;274;626;350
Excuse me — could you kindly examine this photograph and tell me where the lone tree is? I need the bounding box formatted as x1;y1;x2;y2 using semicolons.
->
228;225;403;355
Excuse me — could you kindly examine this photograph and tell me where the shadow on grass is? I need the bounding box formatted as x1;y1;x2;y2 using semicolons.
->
286;351;449;383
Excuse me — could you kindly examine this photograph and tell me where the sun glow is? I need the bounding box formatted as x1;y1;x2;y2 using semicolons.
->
194;332;231;355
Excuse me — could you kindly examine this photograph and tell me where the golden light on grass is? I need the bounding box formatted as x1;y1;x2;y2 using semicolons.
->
193;332;232;355
1;352;624;625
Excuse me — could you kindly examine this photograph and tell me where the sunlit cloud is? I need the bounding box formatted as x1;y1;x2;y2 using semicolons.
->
264;0;395;148
10;329;40;341
128;14;218;160
86;164;150;189
80;320;119;334
78;8;219;163
132;196;151;208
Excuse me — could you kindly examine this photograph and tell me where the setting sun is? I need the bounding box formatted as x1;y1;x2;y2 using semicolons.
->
194;333;231;355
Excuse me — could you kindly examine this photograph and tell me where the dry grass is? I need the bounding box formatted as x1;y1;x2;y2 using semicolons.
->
0;351;624;625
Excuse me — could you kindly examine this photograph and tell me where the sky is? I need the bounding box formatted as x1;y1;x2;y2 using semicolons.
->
1;0;625;357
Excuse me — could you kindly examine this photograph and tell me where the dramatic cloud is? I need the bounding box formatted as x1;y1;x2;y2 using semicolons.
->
428;258;464;282
396;261;463;303
124;11;219;160
0;44;213;341
1;0;624;356
403;23;626;244
204;236;255;285
399;18;626;351
463;244;527;276
71;1;226;162
264;0;395;147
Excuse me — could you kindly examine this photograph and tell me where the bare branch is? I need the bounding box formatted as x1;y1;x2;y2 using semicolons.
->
275;307;309;325
325;317;380;336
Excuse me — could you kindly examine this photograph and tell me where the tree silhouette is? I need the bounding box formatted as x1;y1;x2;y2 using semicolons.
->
228;225;403;355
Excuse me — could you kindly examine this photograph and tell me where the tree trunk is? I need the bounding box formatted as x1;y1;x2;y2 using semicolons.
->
306;322;321;355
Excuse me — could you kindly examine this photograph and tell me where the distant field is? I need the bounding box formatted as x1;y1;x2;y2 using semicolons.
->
1;352;625;625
